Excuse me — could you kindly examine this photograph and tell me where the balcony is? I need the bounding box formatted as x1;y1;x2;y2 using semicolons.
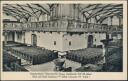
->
3;20;122;33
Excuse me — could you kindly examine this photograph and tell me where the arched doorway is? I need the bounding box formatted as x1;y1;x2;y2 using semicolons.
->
88;35;93;48
31;34;37;46
12;32;15;42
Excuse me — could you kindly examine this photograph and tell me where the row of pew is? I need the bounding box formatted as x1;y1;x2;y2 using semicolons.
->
3;50;28;71
9;46;58;65
66;48;103;65
103;47;123;72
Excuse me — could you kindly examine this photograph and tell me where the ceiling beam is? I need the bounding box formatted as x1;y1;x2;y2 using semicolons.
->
97;12;122;23
16;4;37;17
82;4;122;19
88;7;122;19
33;4;50;15
26;4;39;17
3;11;22;21
3;8;27;18
4;4;31;18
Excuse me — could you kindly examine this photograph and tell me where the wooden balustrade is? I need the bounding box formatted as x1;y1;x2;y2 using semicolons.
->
3;20;122;32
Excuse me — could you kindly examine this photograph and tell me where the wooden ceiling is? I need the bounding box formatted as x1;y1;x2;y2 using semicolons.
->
3;4;123;22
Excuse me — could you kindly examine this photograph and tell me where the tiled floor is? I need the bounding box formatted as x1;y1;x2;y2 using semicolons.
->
24;59;81;72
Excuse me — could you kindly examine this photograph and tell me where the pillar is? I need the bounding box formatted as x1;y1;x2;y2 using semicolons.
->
118;16;122;27
102;44;107;64
22;31;25;43
4;32;8;45
110;16;113;26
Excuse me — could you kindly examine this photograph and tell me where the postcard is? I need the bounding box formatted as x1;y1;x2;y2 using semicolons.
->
0;0;127;80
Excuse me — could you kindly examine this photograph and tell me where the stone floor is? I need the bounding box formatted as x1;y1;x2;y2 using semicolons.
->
24;59;81;72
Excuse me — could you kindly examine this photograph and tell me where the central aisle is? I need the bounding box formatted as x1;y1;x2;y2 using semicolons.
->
25;59;81;72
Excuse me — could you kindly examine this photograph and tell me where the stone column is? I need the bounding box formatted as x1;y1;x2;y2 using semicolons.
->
22;31;25;43
4;32;8;45
118;16;122;27
102;44;107;63
110;16;113;26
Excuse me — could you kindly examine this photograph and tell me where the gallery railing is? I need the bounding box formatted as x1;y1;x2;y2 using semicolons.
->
3;20;122;32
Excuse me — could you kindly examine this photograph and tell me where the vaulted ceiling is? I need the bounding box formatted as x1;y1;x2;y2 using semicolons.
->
3;4;123;22
79;4;123;23
3;4;50;21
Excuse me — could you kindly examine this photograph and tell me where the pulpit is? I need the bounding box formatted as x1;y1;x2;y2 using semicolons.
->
100;38;113;64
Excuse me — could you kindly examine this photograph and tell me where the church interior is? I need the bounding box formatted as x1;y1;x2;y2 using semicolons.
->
2;4;123;72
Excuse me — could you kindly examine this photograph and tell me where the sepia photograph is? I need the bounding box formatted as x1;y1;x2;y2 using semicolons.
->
0;0;127;80
2;3;123;72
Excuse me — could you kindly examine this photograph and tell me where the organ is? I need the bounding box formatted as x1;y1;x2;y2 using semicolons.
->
50;4;81;20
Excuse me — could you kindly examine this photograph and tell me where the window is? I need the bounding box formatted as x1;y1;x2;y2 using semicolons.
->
69;41;71;46
54;41;56;45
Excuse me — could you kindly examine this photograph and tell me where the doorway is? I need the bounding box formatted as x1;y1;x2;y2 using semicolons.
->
88;35;93;48
31;34;37;46
12;32;15;42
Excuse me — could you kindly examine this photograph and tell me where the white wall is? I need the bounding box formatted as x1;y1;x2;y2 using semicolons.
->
15;32;25;43
3;13;17;21
107;16;122;25
39;14;49;21
24;31;32;45
36;32;63;51
62;33;87;51
112;16;119;25
24;31;63;51
5;31;106;51
6;32;14;41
